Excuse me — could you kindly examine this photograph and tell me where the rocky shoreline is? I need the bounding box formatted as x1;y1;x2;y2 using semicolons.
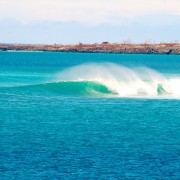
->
0;43;180;54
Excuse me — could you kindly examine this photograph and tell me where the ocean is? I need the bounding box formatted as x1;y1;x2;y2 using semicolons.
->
0;52;180;179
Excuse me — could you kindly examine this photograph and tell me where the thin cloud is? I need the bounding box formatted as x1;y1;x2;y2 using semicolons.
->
0;0;180;24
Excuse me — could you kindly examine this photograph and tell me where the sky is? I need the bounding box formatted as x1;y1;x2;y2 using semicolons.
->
0;0;180;44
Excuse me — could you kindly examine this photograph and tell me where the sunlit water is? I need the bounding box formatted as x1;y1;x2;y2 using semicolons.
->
0;52;180;179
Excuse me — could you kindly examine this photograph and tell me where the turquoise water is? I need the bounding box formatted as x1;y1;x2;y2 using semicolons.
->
0;52;180;179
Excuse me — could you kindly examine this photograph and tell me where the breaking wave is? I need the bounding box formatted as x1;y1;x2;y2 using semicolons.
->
54;63;180;98
2;63;180;98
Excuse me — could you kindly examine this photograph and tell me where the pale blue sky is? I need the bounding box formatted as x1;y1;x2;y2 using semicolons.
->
0;0;180;44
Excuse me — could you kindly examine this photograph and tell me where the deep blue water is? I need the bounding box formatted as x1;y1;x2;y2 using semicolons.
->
0;52;180;179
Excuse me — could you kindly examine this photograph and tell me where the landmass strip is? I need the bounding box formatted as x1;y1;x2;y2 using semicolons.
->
0;43;180;54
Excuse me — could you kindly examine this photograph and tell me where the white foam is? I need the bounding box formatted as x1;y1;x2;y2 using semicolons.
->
56;63;180;98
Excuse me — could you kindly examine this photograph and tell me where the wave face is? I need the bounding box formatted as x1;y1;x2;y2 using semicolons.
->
3;63;180;98
19;81;113;96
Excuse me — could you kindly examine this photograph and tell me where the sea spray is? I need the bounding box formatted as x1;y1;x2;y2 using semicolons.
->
56;63;180;98
1;62;180;98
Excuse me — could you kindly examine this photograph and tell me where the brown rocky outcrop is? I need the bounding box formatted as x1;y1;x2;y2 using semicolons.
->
0;43;180;54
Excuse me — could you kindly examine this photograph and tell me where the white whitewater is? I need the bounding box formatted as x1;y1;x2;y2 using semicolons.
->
56;63;180;98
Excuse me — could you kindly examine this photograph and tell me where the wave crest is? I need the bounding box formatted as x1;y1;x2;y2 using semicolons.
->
55;63;180;98
2;63;180;98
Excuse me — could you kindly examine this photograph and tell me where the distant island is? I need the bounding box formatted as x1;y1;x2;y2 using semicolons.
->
0;42;180;54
